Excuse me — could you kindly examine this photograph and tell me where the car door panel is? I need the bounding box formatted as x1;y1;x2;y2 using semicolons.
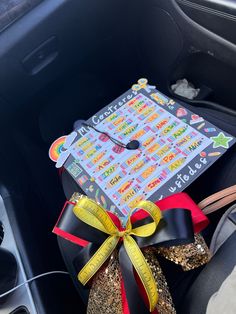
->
136;0;236;110
176;0;236;44
179;0;236;14
0;0;140;107
0;0;43;33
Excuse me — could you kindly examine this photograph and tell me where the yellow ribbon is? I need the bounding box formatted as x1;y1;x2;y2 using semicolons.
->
73;197;162;312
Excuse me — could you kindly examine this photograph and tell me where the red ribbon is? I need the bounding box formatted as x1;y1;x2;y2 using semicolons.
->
54;192;209;249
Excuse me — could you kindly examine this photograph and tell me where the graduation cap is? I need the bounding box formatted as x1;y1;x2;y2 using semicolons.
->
49;79;235;220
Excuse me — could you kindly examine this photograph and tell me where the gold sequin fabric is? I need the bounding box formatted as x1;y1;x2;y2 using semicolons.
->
143;248;176;314
87;248;176;314
85;236;210;313
87;251;123;314
156;234;211;271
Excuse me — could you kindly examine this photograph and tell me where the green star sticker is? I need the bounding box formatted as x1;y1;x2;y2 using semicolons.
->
211;132;233;149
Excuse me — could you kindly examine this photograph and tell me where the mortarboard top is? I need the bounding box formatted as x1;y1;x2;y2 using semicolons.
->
49;78;235;222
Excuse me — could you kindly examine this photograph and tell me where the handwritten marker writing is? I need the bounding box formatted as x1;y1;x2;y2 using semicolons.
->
152;145;171;160
106;171;127;189
118;181;134;195
121;152;142;168
119;185;142;204
144;171;168;192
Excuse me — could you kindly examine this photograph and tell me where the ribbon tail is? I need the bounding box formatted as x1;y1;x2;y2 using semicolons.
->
119;246;150;314
78;235;119;285
123;235;158;312
157;233;211;271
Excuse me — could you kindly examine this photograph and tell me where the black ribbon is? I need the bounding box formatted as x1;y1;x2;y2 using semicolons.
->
57;203;194;314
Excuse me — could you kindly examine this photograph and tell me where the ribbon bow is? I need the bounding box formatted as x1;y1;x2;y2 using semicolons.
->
55;195;195;313
132;78;156;94
73;197;162;311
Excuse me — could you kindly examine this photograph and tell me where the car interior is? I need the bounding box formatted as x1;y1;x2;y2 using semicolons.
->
0;0;236;313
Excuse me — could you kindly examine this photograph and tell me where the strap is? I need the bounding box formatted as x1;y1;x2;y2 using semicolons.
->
198;185;236;215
